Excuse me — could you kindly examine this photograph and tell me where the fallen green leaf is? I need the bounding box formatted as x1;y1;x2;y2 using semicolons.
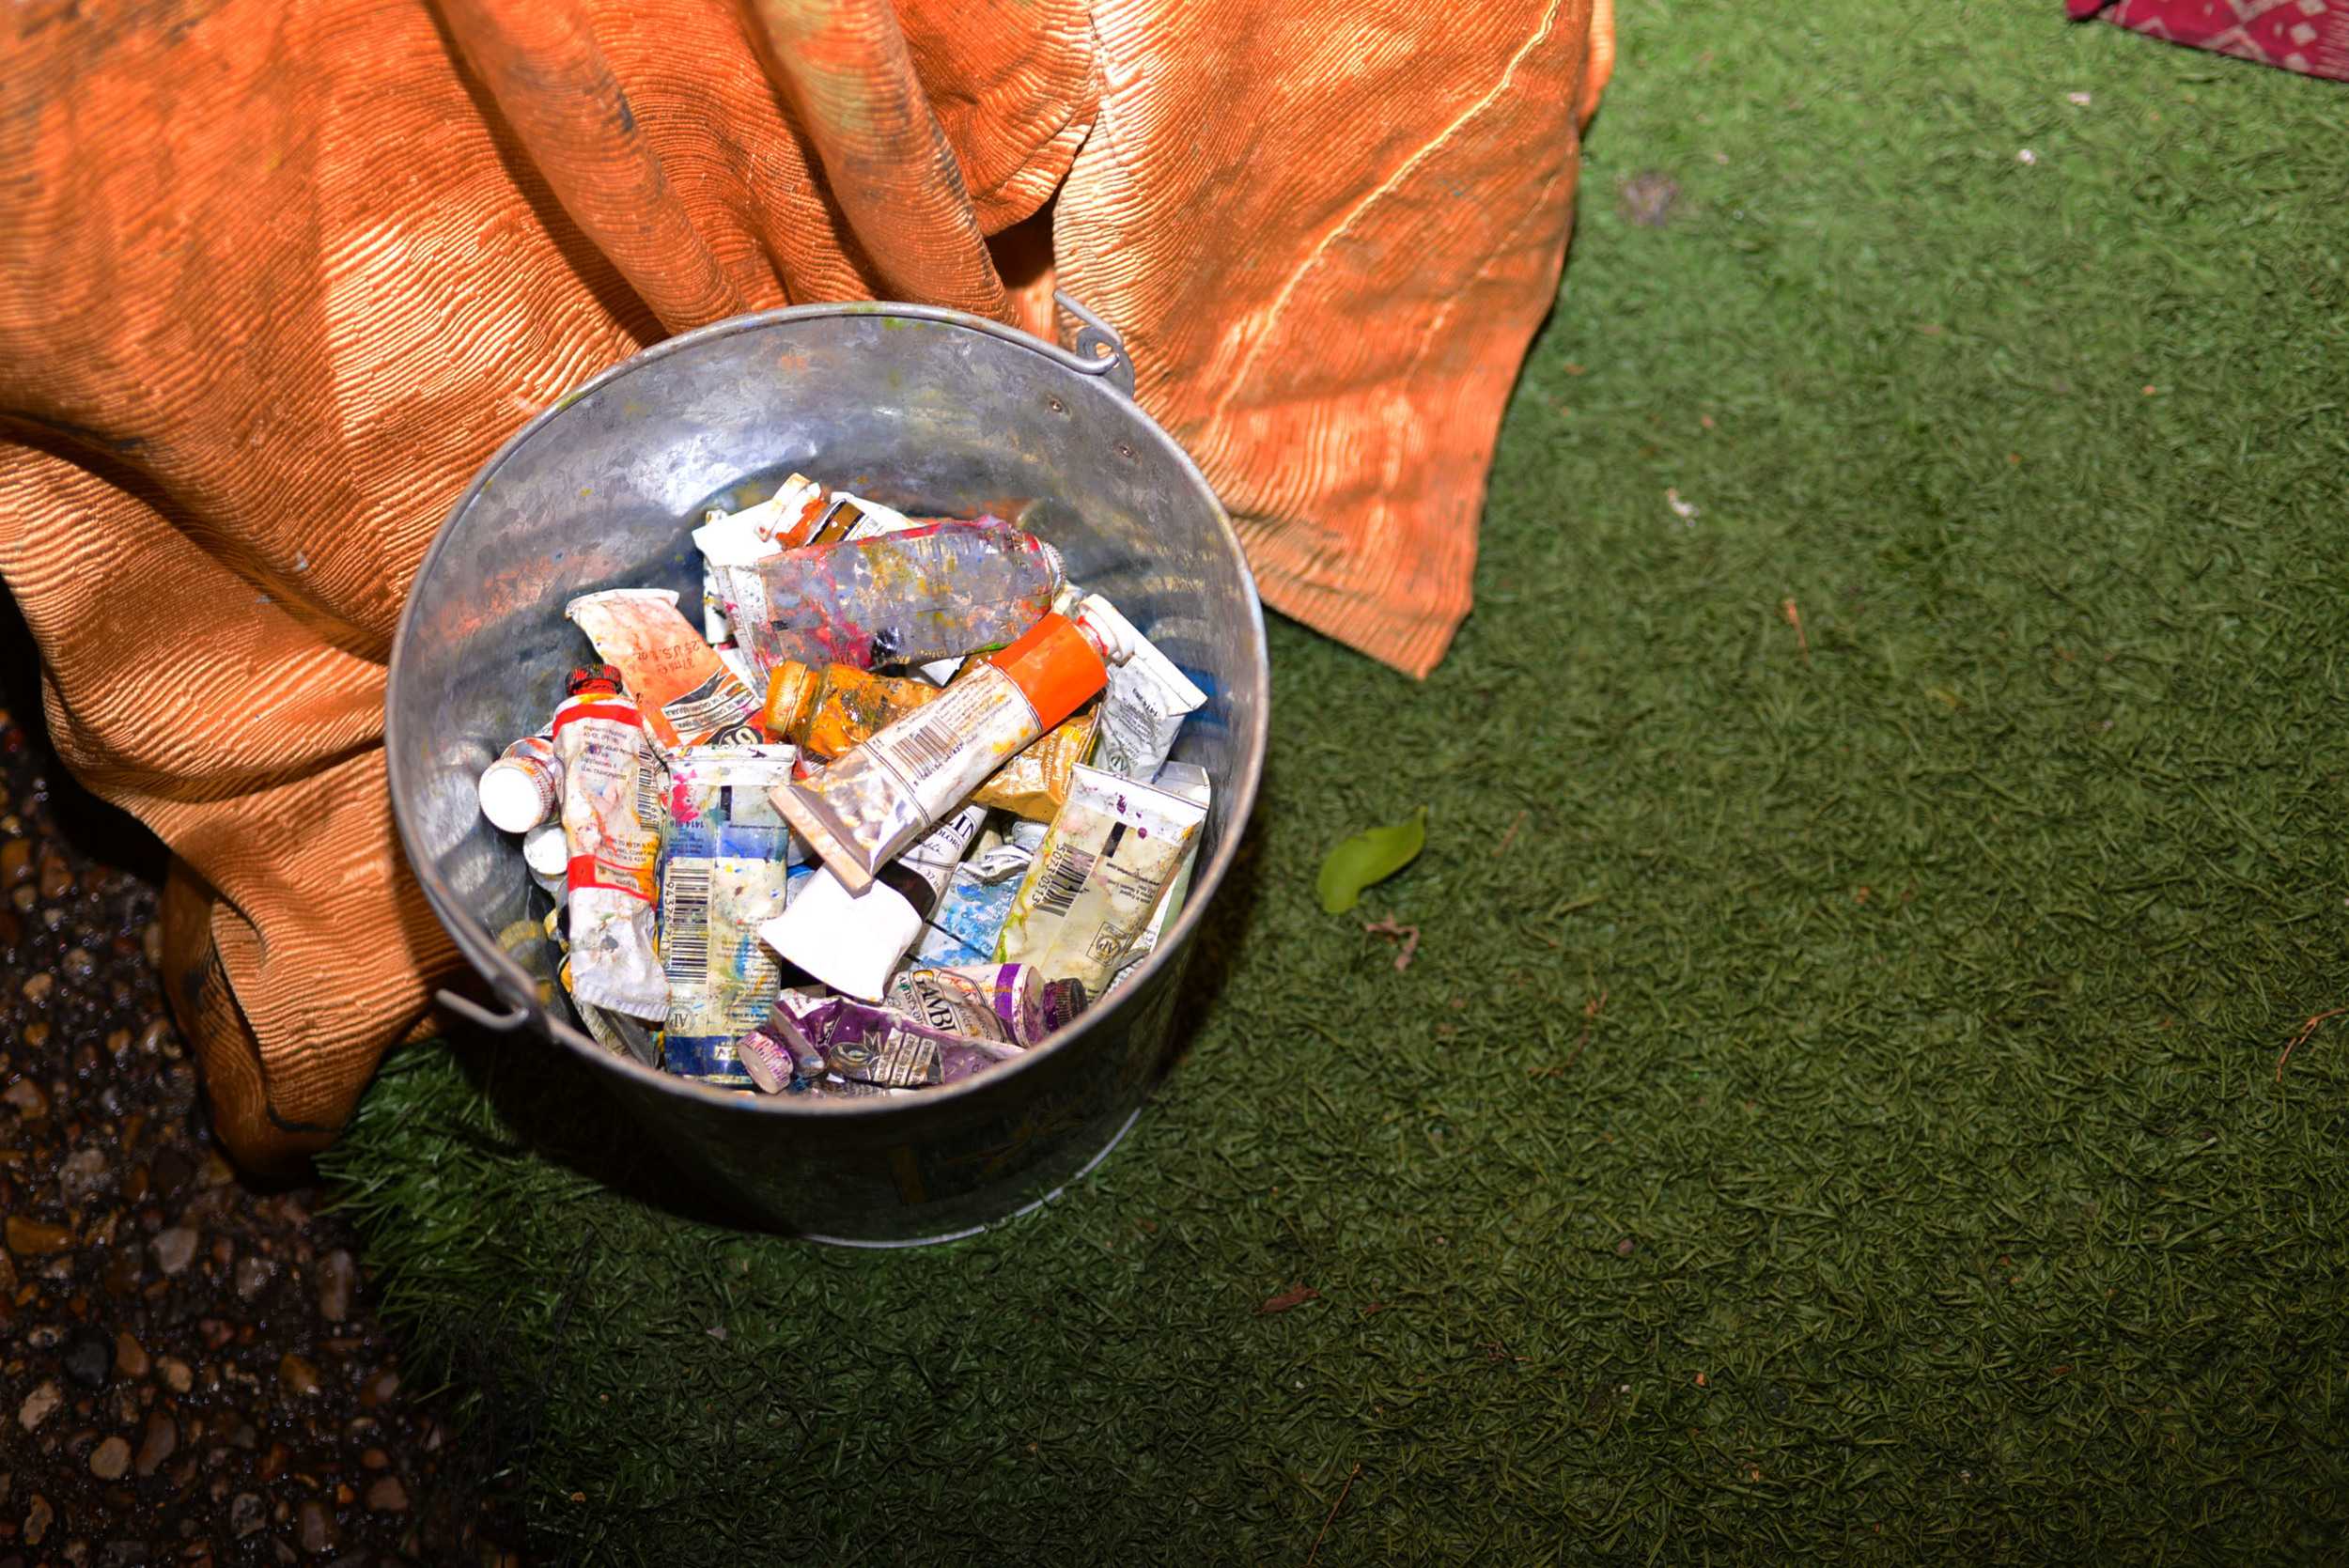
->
1317;807;1427;915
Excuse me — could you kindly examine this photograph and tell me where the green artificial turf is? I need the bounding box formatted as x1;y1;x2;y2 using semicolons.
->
328;4;2349;1560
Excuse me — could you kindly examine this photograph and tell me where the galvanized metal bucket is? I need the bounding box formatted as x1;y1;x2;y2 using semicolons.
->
386;297;1268;1246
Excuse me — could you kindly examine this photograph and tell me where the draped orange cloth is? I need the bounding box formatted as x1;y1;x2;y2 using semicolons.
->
0;0;1610;1168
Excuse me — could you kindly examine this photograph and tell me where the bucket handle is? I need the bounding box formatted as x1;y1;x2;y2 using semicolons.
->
1050;292;1136;399
435;939;547;1035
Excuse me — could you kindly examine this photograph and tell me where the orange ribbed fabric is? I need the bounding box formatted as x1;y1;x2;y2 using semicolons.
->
0;0;1607;1168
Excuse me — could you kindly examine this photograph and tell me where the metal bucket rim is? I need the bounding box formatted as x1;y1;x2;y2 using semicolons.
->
387;298;1269;1119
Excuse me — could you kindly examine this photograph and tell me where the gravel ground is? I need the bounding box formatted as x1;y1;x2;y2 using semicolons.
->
0;666;517;1565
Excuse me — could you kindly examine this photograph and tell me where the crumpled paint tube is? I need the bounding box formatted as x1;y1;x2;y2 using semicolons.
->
762;661;937;759
969;707;1097;822
552;666;666;1020
1078;595;1210;781
759;805;987;1000
658;818;794;1084
772;605;1125;893
995;763;1208;992
915;818;1045;966
478;729;561;832
776;993;1014;1089
884;962;1087;1048
1104;761;1210;994
693;473;826;643
566;589;768;752
718;520;1064;675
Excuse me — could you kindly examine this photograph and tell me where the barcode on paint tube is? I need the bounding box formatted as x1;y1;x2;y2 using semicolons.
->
1032;846;1097;919
633;761;666;830
879;709;965;783
661;862;712;983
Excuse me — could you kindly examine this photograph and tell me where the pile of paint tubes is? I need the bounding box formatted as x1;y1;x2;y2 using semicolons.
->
473;474;1211;1096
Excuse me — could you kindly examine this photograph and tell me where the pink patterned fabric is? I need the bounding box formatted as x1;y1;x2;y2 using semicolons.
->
2068;0;2349;80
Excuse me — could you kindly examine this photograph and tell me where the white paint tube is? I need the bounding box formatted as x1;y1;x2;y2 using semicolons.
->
758;804;987;1000
551;668;666;1020
1105;762;1209;993
994;764;1208;992
1073;596;1208;781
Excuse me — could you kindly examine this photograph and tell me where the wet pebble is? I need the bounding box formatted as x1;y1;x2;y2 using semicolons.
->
3;1076;46;1118
38;853;71;901
20;970;52;1003
278;1354;321;1399
157;1358;194;1394
230;1491;266;1538
149;1227;197;1276
23;1491;54;1545
234;1255;277;1300
133;1412;177;1477
57;1145;112;1205
296;1498;336;1555
364;1476;407;1514
88;1435;132;1481
18;1379;64;1432
314;1250;355;1324
62;1329;113;1389
6;1215;71;1254
113;1330;149;1379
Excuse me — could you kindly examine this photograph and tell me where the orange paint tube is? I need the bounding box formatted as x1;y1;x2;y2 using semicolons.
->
565;588;769;753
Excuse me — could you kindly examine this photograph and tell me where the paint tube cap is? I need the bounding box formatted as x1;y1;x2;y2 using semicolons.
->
1072;595;1137;668
521;821;568;877
1039;978;1090;1033
986;613;1109;732
478;760;552;833
762;661;821;740
566;664;624;696
757;867;920;1002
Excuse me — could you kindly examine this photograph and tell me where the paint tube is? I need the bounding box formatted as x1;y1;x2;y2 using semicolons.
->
552;665;666;1019
478;730;562;832
995;763;1208;992
763;661;938;759
772;603;1128;893
1105;762;1210;993
658;818;794;1083
780;994;1016;1089
565;589;768;752
972;708;1097;822
718;520;1064;675
914;818;1046;965
764;660;1095;819
664;743;801;845
884;962;1088;1048
693;474;826;643
1079;596;1210;781
757;805;986;999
